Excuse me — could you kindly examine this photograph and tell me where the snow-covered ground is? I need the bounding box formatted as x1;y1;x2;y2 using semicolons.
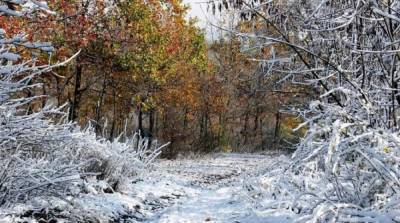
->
1;152;294;222
138;152;294;223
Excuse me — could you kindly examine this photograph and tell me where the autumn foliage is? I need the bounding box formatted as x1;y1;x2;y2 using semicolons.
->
3;0;308;156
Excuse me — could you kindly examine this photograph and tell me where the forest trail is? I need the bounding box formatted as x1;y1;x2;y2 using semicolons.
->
134;153;293;223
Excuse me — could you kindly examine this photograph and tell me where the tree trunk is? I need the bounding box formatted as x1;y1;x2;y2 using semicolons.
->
137;101;143;135
95;71;108;134
109;88;117;140
148;109;154;148
243;113;249;145
69;61;82;121
274;111;281;145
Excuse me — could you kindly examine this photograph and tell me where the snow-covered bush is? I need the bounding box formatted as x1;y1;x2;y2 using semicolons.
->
0;0;167;211
77;129;167;191
230;0;400;221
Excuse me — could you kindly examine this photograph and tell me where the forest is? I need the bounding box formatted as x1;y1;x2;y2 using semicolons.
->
1;0;400;222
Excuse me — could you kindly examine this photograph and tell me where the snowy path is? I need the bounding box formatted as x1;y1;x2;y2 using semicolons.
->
0;153;294;222
133;153;293;223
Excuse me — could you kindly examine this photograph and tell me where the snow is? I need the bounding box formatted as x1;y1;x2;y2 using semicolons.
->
0;52;21;61
0;2;167;222
136;152;295;223
4;0;400;221
0;152;297;223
